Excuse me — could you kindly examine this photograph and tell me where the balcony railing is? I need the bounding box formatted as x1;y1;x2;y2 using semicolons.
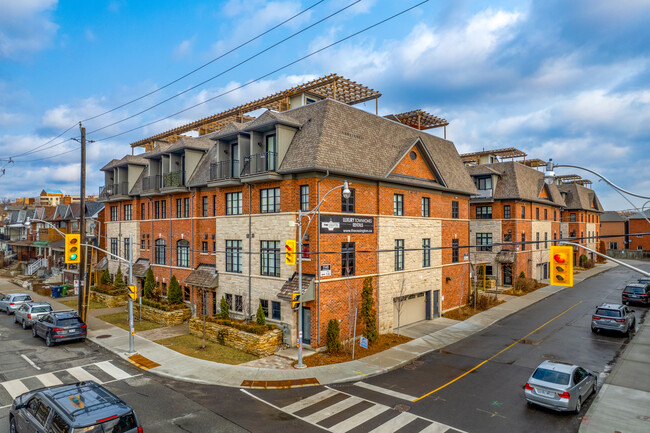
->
241;152;277;176
473;189;493;199
99;182;128;198
143;175;162;191
163;170;185;188
210;160;240;180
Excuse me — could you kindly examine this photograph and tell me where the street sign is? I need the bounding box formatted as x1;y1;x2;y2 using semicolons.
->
463;253;468;261
320;264;331;277
360;337;368;349
73;280;79;295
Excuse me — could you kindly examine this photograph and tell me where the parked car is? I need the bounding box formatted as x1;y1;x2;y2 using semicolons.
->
622;283;650;306
0;293;33;315
32;310;87;347
13;302;53;329
637;278;650;285
591;303;635;335
9;380;143;433
524;360;597;413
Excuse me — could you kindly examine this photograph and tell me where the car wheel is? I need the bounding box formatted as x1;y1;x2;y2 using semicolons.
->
574;396;582;413
9;416;16;433
45;332;54;347
22;319;28;330
78;338;86;344
13;315;18;324
32;327;38;338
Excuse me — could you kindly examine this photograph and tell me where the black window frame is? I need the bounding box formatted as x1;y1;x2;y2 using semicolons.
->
110;206;119;221
226;192;243;215
422;238;431;267
213;194;217;217
452;200;459;219
300;185;309;212
161;199;166;219
260;240;280;277
452;239;459;263
110;237;118;258
395;239;405;271
342;242;355;276
141;203;145;220
260;299;269;317
394;194;404;216
476;176;492;190
202;196;208;217
260;188;280;214
176;239;190;268
235;294;243;313
476;233;492;252
521;233;526;251
154;201;160;219
202;241;208;252
226;240;243;273
476;206;492;219
521;206;525;219
123;204;132;221
183;197;190;218
155;239;166;265
176;198;182;218
504;205;511;219
422;197;430;217
271;300;281;320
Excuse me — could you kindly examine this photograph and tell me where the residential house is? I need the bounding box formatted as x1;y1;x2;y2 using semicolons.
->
557;183;604;264
628;210;650;251
600;211;628;251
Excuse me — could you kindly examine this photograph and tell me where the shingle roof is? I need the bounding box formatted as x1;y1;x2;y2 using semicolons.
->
132;258;150;278
557;183;604;212
85;201;104;218
278;272;315;300
208;122;247;140
186;144;219;187
185;264;218;288
243;110;302;131
164;135;214;153
601;211;627;222
629;209;650;220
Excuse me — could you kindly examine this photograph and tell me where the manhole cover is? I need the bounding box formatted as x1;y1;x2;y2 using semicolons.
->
96;335;112;339
394;404;410;412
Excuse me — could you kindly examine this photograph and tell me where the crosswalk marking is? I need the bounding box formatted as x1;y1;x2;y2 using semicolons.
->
282;389;339;413
67;366;103;384
35;373;63;388
354;381;418;401
368;412;418;433
96;360;132;380
2;379;30;399
419;422;453;433
328;404;388;433
303;395;364;424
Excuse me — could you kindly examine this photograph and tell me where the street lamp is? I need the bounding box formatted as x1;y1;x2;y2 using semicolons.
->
295;180;350;369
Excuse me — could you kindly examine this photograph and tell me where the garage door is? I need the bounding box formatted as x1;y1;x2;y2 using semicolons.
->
393;292;427;328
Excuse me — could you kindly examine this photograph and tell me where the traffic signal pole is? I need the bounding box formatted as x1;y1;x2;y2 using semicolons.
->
79;124;86;320
128;234;134;353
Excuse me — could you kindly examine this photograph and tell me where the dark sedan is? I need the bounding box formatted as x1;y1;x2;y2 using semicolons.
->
32;311;87;347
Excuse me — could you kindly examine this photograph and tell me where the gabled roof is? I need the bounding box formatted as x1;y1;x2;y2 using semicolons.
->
85;201;104;218
132;258;150;278
601;211;627;222
164;135;214;153
629;209;650;220
185;264;218;288
243;109;302;131
209;122;247;140
557;183;604;213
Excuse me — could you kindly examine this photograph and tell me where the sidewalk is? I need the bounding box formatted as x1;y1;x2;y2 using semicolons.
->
0;262;619;390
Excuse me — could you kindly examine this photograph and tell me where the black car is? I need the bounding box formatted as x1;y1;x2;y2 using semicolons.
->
9;380;142;432
622;283;650;306
32;311;87;347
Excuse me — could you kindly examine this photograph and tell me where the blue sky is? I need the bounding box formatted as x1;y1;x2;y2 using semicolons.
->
1;0;649;210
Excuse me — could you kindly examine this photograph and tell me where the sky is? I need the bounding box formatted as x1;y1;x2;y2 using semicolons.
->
1;0;649;211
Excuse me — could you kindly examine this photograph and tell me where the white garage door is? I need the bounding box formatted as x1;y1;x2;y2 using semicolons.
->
393;292;427;328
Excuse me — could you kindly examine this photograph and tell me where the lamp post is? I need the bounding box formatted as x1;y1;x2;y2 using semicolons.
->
295;180;350;369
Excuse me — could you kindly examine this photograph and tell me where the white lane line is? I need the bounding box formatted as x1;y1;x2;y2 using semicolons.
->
95;361;132;381
20;354;41;371
329;404;388;433
2;380;29;399
354;381;418;401
367;412;417;433
67;366;103;384
282;389;339;413
303;395;363;424
35;373;63;388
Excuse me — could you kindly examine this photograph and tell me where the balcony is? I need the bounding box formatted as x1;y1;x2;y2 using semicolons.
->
142;175;162;191
163;170;185;189
495;249;515;263
99;182;128;200
240;152;282;183
208;160;241;187
472;189;493;199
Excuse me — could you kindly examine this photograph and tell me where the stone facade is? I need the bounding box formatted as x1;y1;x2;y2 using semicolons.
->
89;290;128;308
188;318;283;357
133;303;191;325
104;219;140;277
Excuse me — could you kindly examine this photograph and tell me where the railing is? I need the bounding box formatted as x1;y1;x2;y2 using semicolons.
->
99;182;129;198
210;160;240;180
163;170;185;188
143;175;162;191
26;258;48;275
473;189;493;199
241;152;277;176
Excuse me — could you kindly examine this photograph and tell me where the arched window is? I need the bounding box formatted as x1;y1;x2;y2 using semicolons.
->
155;239;166;265
177;239;190;268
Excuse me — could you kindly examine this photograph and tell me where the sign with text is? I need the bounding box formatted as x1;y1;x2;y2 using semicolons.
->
320;215;374;234
360;337;368;349
320;264;331;277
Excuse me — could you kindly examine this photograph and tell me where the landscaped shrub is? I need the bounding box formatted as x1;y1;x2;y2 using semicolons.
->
100;268;111;285
256;303;266;326
326;319;342;353
361;276;378;343
220;296;229;319
140;298;186;311
113;267;126;290
143;268;155;299
208;316;274;335
518;271;526;279
167;275;182;304
584;259;595;269
513;277;537;293
579;254;588;267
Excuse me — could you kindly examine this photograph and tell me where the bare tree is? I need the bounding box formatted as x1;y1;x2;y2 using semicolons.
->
343;258;358;355
394;274;408;336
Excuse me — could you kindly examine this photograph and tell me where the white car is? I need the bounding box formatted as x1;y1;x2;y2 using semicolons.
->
0;293;33;315
13;302;53;329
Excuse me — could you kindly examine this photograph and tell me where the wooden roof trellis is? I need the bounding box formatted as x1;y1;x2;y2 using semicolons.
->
130;74;382;150
460;147;527;164
383;109;448;130
570;179;593;186
520;158;546;167
555;174;582;182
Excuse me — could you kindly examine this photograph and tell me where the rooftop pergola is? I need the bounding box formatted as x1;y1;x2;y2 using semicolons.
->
130;74;382;150
383;109;448;130
460;147;527;164
521;158;547;168
555;174;582;183
570;179;593;186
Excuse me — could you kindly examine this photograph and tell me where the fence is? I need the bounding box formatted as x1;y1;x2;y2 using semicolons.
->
606;249;650;261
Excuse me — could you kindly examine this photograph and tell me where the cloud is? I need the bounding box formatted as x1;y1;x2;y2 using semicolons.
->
85;29;96;42
0;0;59;59
173;38;195;60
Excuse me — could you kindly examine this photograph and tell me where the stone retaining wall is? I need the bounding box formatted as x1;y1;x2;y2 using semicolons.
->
188;319;282;357
89;290;128;308
134;303;191;326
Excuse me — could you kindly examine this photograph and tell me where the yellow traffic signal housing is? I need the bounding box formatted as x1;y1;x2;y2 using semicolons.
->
285;240;296;265
65;234;81;264
291;292;300;309
128;285;137;301
550;245;573;287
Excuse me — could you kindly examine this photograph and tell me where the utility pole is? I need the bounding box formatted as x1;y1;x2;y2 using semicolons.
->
79;123;87;321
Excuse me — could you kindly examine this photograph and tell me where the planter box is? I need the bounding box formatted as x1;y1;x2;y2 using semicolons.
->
189;318;283;357
90;290;128;308
134;303;191;326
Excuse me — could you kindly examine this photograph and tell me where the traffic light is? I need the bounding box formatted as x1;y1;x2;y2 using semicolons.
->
128;285;137;301
550;245;573;287
291;292;300;309
65;234;81;264
285;240;296;265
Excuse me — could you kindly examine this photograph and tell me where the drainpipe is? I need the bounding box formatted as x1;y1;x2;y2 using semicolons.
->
248;184;252;322
316;170;329;346
191;190;195;307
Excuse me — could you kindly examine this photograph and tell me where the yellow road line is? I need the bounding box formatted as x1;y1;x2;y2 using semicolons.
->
412;301;583;402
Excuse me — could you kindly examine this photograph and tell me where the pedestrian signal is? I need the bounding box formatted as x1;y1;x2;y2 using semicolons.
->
65;234;81;264
550;245;573;287
291;292;300;309
285;240;296;265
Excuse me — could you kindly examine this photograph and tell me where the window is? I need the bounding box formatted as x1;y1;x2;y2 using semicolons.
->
521;233;526;251
213;195;217;216
110;206;118;221
452;239;459;263
300;185;309;212
226;240;242;273
422;238;431;267
521;206;525;219
394;194;404;216
570;213;576;222
544;232;548;249
123;238;131;261
124;204;132;221
110;237;118;258
235;295;243;313
477;233;492;252
342;188;355;213
581;214;584;222
504;205;511;219
554;210;557;221
452;201;459;219
202;196;208;217
212;241;216;253
154;201;160;219
141;238;146;250
476;176;492;190
50;412;71;433
177;239;190;267
261;241;280;277
342;242;355;276
202;241;208;252
422;197;430;217
536;208;539;220
544;209;548;220
272;301;281;320
225;294;233;310
226;192;243;215
638;246;643;251
184;197;190;218
155;239;166;264
476;206;492;219
260;188;280;213
536;232;540;249
395;239;405;271
609;242;618;249
504;233;512;243
175;198;181;218
260;299;269;317
302;243;310;259
161;200;166;219
141;203;145;220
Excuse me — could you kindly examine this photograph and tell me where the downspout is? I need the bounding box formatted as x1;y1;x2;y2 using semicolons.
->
168;194;172;283
248;184;252;322
190;189;196;307
316;170;329;346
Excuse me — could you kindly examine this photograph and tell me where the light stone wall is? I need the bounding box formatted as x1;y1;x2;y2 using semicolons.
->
377;216;442;333
469;219;502;264
560;222;569;240
530;221;553;280
586;222;597;252
104;221;140;277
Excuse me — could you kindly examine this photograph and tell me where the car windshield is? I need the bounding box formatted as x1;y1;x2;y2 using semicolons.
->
57;317;83;326
532;368;570;385
76;413;137;433
625;287;645;294
33;306;52;313
596;308;621;317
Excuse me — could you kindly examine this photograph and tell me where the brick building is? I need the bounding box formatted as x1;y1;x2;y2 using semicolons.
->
628;210;650;251
98;76;476;347
556;183;604;264
599;211;628;251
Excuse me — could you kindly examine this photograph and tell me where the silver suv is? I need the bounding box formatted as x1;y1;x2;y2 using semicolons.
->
0;293;33;315
591;303;635;336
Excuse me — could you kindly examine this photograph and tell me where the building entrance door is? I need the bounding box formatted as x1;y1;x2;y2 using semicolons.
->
301;307;311;345
503;264;513;285
433;290;440;318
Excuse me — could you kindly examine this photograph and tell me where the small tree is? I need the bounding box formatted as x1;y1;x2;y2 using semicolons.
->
100;268;111;285
518;271;526;280
220;296;230;319
167;275;182;304
326;319;342;353
114;267;125;290
256;302;266;325
579;254;588;267
361;276;378;343
143;268;155;299
597;240;607;263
